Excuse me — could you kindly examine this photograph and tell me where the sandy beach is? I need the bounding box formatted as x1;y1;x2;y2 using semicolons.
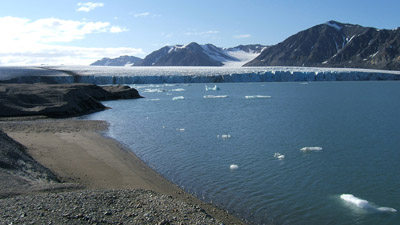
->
0;119;245;224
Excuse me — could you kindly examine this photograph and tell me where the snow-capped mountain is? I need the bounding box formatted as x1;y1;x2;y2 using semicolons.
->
245;21;400;70
91;43;267;67
91;55;142;66
138;42;259;67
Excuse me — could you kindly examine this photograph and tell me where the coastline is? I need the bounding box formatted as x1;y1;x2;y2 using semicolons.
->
0;119;245;224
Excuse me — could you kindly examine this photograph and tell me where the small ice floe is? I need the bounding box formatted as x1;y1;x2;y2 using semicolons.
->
274;152;285;160
299;82;309;85
147;98;160;101
340;194;397;213
300;147;323;152
143;88;165;93
245;95;271;99
203;95;228;99
176;128;185;132
171;88;185;92
172;96;185;101
205;85;220;91
229;164;239;170
217;134;231;140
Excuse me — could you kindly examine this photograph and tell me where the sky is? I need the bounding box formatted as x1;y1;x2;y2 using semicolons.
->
0;0;399;65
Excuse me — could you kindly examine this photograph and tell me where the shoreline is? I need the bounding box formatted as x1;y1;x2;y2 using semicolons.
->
0;119;245;224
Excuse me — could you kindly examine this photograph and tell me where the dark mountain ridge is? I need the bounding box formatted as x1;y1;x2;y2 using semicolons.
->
245;21;400;70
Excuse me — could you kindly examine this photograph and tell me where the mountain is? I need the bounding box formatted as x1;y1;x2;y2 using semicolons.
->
91;55;143;66
138;42;239;66
90;43;267;67
244;21;400;70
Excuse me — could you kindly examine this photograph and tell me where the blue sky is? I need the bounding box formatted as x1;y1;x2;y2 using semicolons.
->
0;0;399;65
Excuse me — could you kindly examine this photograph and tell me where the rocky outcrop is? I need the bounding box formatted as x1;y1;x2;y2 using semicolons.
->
0;129;60;193
0;84;142;118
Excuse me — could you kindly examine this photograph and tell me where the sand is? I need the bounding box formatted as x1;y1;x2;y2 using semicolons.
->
0;119;245;224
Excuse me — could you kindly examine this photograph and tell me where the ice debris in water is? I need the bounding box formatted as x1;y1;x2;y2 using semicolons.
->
245;95;271;99
217;134;231;139
340;194;397;213
204;95;228;99
171;88;185;92
230;164;239;170
148;98;160;101
176;128;185;132
300;147;323;152
172;96;185;100
274;152;285;160
143;88;165;93
205;85;220;91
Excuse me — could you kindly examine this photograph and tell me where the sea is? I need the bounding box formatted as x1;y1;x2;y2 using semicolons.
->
81;81;400;225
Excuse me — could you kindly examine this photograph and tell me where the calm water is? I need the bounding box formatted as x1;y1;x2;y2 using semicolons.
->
82;81;400;225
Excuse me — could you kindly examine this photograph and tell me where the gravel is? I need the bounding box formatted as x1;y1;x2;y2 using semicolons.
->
0;189;225;225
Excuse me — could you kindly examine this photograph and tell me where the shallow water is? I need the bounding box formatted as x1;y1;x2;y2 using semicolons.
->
82;81;400;225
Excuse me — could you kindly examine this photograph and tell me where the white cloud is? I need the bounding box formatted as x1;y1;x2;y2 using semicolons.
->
185;30;219;36
0;16;137;65
233;34;251;39
134;12;150;17
0;44;144;66
77;2;104;12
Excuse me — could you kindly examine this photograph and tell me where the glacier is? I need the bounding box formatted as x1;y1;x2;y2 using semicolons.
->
0;66;399;85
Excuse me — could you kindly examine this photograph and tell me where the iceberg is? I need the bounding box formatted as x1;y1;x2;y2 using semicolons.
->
300;147;323;152
230;164;239;170
205;85;220;91
245;95;271;99
274;152;285;160
217;134;231;139
176;128;185;132
340;194;397;213
171;88;185;92
203;95;228;99
172;96;185;101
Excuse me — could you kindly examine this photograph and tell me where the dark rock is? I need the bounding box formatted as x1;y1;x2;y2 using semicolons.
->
0;83;142;118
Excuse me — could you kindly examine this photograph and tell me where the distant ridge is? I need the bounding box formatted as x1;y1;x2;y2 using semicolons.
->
91;43;267;67
91;55;142;66
244;21;400;70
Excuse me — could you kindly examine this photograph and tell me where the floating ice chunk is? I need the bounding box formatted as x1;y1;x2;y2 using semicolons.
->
172;96;185;100
171;88;185;92
143;88;165;93
340;194;397;213
217;134;231;139
299;82;309;85
300;147;323;152
148;98;160;101
205;85;220;91
377;207;397;213
204;95;228;99
176;128;185;132
245;95;271;99
230;164;239;170
274;152;285;160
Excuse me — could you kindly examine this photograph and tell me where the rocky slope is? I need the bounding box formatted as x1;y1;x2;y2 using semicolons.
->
0;84;142;118
91;55;143;66
245;21;400;70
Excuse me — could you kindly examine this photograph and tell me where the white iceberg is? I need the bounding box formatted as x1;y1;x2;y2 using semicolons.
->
229;164;239;170
205;85;220;91
217;134;231;139
300;147;323;152
172;96;185;101
340;194;397;213
245;95;271;99
274;152;285;160
203;95;228;99
171;88;185;92
176;128;185;132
